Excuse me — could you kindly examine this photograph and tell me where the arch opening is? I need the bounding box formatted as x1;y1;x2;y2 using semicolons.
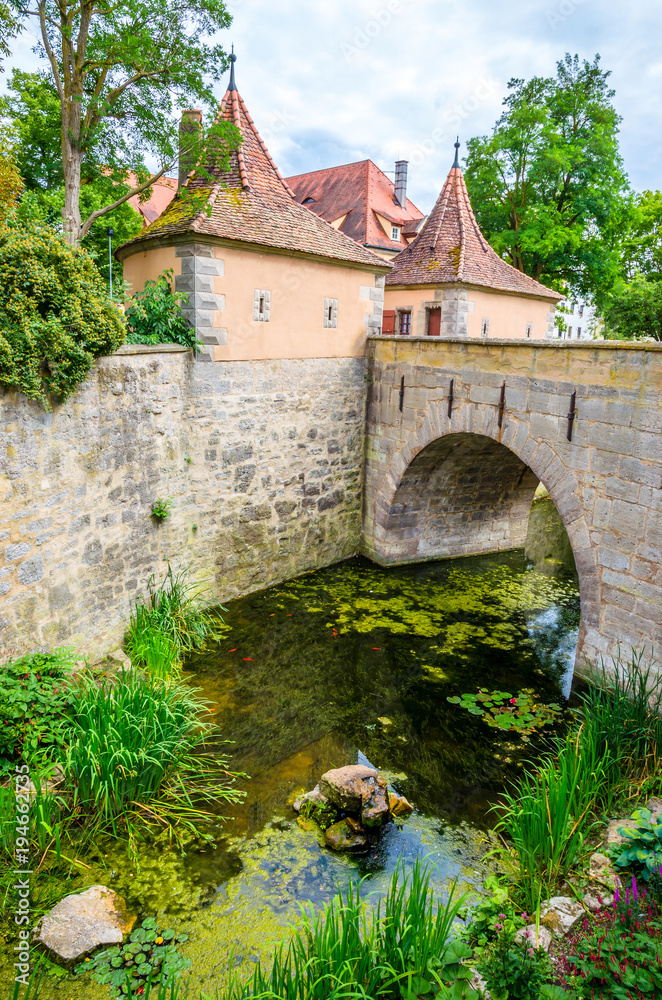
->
379;432;542;565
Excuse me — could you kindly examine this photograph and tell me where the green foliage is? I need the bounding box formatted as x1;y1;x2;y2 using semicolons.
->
225;861;476;1000
126;564;226;672
7;0;241;243
464;53;628;299
76;917;190;996
446;688;562;738
496;730;607;909
578;653;662;806
476;925;553;1000
126;272;197;349
0;649;78;770
610;808;662;882
0;225;125;406
616;189;662;285
128;628;180;681
459;876;527;952
152;497;175;521
299;797;338;831
602;272;662;340
0;70;63;191
559;895;662;998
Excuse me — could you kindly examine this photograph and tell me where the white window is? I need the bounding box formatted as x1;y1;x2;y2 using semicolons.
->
481;318;490;338
253;289;271;322
526;322;533;338
323;297;338;329
391;226;401;241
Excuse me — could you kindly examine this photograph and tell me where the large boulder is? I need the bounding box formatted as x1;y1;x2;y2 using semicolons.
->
540;896;584;937
36;885;136;963
319;765;390;828
324;819;368;852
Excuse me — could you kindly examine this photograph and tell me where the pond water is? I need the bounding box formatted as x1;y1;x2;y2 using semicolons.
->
15;498;580;996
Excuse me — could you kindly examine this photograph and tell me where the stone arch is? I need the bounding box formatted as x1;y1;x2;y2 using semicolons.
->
363;400;601;668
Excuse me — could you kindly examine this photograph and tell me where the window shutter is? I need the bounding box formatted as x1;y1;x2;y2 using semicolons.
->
253;290;261;321
332;299;338;327
264;290;271;322
382;310;396;335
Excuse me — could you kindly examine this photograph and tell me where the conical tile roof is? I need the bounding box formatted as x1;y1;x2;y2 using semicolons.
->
121;72;388;271
386;155;561;299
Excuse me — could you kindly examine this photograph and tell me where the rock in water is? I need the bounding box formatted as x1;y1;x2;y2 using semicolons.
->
37;885;136;962
324;819;368;852
319;765;390;827
292;784;329;814
389;792;414;818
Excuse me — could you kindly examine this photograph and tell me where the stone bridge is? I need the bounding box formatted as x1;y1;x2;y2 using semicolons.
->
362;336;662;672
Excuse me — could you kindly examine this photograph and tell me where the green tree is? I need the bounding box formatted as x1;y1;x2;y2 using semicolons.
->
4;0;240;244
602;274;662;341
617;190;662;284
0;69;62;190
464;54;630;298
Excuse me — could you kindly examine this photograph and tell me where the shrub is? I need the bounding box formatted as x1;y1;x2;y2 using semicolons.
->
0;648;78;771
125;270;197;350
125;564;225;676
0;225;125;406
610;808;662;882
152;497;174;521
476;925;553;1000
558;889;662;998
225;860;475;1000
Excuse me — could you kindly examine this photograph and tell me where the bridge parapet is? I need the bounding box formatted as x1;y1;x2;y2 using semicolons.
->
364;336;662;674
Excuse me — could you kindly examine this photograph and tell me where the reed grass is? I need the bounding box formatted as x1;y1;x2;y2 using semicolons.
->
126;564;225;679
223;860;468;1000
65;673;243;845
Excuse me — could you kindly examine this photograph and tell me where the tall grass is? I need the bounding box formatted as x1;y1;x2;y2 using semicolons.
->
496;651;662;907
126;564;225;678
223;861;468;1000
578;652;662;806
65;673;243;845
496;730;607;909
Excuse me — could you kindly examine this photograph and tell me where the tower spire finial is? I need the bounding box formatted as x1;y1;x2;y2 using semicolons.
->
228;45;237;91
453;136;460;169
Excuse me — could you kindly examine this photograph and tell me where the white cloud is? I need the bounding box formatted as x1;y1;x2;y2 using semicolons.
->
3;0;662;209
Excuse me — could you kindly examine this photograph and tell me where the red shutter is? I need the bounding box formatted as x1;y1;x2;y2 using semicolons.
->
428;307;441;337
382;310;396;334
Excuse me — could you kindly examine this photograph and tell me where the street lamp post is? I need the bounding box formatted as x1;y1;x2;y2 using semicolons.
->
107;227;114;300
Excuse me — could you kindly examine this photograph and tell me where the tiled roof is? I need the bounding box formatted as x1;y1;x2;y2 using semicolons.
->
386;162;562;300
119;87;388;271
127;174;177;225
286;161;425;252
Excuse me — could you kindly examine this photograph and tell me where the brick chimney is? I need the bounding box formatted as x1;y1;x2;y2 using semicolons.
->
394;160;408;208
179;110;202;188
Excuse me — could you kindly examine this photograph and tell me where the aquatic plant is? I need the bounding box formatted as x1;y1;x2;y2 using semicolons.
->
446;688;562;737
126;564;227;677
77;916;190;996
495;729;608;909
222;861;476;1000
65;672;243;844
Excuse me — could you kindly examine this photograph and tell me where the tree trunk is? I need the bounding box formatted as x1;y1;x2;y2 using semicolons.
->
62;131;83;245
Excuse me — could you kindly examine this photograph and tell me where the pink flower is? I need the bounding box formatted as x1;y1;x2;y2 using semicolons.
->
510;698;517;704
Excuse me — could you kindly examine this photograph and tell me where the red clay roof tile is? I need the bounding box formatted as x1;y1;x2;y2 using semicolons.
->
119;88;388;271
387;163;562;300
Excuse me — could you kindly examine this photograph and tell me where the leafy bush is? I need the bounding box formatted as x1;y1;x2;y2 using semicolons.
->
0;225;125;406
77;917;190;996
602;273;662;341
125;564;225;677
226;861;475;1000
460;876;528;951
0;649;78;771
152;497;174;521
610;807;662;882
558;891;662;998
125;270;197;349
476;925;553;1000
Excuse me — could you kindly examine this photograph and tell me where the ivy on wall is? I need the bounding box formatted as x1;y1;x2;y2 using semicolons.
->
0;225;126;408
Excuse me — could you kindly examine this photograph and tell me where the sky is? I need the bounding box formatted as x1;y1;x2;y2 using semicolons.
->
4;0;662;214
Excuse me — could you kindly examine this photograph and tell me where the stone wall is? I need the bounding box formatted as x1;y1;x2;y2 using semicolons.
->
364;336;662;673
0;347;366;660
